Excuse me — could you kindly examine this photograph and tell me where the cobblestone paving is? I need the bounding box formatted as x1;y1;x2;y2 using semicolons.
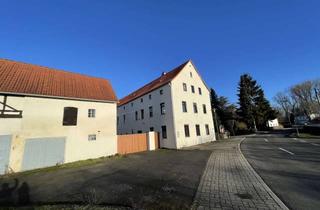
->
191;139;289;210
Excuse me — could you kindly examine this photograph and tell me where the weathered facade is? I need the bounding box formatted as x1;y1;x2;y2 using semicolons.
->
117;60;215;149
0;59;117;174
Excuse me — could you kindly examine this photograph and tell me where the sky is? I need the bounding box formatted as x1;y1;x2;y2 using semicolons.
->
1;0;320;104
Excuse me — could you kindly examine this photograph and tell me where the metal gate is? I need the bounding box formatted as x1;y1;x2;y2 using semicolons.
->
22;137;66;171
0;135;12;174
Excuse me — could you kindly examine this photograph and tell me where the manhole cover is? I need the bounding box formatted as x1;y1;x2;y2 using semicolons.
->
235;193;253;199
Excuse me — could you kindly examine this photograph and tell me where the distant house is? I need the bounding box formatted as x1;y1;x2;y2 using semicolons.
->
117;60;216;149
0;59;118;174
267;118;279;128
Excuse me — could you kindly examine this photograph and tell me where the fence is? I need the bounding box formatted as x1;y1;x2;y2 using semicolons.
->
117;132;159;155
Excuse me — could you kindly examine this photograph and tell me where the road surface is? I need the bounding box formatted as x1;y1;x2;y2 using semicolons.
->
241;132;320;210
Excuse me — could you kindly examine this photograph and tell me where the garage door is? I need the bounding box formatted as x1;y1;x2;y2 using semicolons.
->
22;137;66;171
0;135;12;174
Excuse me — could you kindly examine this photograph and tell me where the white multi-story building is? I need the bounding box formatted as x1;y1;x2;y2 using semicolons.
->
117;60;216;149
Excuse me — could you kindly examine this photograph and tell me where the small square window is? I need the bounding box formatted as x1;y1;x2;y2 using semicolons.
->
88;109;96;118
160;89;163;95
88;134;96;141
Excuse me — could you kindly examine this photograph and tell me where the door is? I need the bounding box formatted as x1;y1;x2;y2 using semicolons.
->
22;137;66;171
0;135;12;174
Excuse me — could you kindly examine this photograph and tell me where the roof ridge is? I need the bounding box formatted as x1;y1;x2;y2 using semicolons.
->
0;58;110;82
118;60;190;106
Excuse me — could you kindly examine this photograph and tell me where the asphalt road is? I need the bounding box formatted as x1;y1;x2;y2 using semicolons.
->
241;132;320;210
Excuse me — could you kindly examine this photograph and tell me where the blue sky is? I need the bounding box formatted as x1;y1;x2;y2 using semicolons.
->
1;0;319;104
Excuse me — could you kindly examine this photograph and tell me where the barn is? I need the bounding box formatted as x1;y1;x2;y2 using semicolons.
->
0;59;118;174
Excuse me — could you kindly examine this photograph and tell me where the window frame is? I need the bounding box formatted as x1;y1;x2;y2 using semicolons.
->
205;124;210;135
193;103;198;113
183;83;187;92
88;134;97;141
184;124;190;137
141;109;144;120
191;85;195;93
149;106;153;118
198;87;202;95
63;107;78;126
160;102;165;115
182;101;187;113
88;109;96;118
203;104;207;114
161;125;167;139
196;124;201;136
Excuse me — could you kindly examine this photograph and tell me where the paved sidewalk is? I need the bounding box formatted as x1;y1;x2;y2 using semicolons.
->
190;139;289;210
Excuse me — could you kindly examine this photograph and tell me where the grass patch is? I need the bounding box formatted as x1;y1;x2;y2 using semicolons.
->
1;154;126;178
288;132;320;139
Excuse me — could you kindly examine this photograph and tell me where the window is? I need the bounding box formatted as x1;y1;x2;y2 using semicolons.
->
182;101;187;113
203;104;207;114
150;127;154;131
149;94;152;100
198;87;202;95
131;102;134;107
88;134;96;141
123;106;126;110
196;124;201;136
149;106;153;118
141;98;143;103
184;125;190;137
63;107;78;126
135;111;138;120
183;83;187;92
123;114;126;123
117;116;119;125
88;109;96;118
193;103;198;113
160;103;165;115
190;72;193;78
160;89;163;95
138;130;142;134
191;85;195;93
141;109;144;120
205;124;210;135
161;125;167;139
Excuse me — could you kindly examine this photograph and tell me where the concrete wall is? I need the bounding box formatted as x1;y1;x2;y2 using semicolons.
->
0;94;117;173
117;84;176;148
171;62;216;148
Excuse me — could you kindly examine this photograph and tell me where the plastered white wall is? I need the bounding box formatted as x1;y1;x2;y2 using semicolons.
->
171;62;216;148
0;95;117;172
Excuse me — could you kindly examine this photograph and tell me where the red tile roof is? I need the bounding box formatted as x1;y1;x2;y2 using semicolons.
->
0;59;117;102
118;60;189;106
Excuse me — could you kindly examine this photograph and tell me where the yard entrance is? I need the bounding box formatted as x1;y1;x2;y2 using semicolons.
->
117;132;159;155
